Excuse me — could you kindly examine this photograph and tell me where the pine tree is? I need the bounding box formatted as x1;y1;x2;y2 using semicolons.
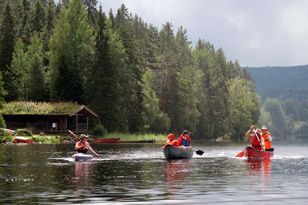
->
27;34;46;101
31;0;45;34
114;4;144;132
42;0;56;66
156;22;179;131
10;38;28;99
141;70;170;133
83;0;97;27
85;6;121;131
49;0;94;102
0;2;15;101
176;66;203;132
109;9;114;27
18;0;32;46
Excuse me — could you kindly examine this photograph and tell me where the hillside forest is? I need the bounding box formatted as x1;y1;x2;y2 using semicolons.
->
0;0;259;141
248;66;308;142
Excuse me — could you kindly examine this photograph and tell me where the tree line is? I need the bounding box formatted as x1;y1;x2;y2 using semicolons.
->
0;0;259;140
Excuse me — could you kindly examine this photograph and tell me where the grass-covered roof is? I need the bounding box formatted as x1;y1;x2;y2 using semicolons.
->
0;101;82;115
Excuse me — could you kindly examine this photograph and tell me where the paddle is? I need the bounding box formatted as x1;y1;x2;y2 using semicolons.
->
195;150;204;156
68;130;101;158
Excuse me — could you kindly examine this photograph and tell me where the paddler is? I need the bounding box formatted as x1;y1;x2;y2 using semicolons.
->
245;126;265;150
261;126;273;151
162;133;177;148
176;130;192;148
75;134;100;157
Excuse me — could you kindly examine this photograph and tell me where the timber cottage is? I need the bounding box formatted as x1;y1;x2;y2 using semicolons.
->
1;102;98;134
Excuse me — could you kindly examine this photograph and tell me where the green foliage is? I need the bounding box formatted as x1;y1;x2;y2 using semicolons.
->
0;115;5;128
141;70;170;133
85;7;121;132
49;0;94;102
32;135;60;144
227;77;259;141
15;128;33;136
30;0;45;33
91;123;107;137
10;38;28;99
0;2;15;101
0;73;6;104
27;33;46;101
262;98;290;140
176;66;202;132
105;132;166;142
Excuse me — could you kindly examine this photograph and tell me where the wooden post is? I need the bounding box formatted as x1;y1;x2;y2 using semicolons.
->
86;116;89;132
65;116;68;133
76;115;78;133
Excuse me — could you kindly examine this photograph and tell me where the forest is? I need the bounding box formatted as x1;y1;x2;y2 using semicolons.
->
0;0;259;141
248;65;308;142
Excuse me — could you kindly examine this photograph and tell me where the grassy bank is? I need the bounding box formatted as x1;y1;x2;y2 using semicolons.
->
103;133;166;142
32;135;61;144
0;133;167;144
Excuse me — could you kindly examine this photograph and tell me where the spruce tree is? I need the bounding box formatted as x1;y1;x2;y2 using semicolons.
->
114;4;144;132
85;6;121;131
49;0;94;102
0;2;15;100
10;38;28;99
27;34;46;101
83;0;97;27
31;0;45;34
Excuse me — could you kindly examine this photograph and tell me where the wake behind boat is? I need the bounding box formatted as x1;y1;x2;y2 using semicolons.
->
163;145;193;160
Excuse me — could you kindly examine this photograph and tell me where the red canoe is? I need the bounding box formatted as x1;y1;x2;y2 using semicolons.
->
91;138;120;144
13;136;34;144
236;147;274;159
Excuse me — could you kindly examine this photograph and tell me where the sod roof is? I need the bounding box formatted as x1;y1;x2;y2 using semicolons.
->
0;101;84;115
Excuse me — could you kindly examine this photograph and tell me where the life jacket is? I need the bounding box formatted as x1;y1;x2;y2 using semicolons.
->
182;138;191;147
262;131;272;150
75;141;88;153
251;133;262;149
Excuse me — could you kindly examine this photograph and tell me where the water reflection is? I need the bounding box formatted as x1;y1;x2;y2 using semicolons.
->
165;159;191;198
74;162;91;186
247;158;272;175
246;158;272;189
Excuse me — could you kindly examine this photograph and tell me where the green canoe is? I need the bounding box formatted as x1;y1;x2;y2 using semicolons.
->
163;145;193;159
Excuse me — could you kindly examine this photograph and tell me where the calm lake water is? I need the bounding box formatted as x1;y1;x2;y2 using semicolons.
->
0;143;308;204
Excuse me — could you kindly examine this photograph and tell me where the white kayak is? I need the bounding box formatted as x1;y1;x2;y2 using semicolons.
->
72;153;93;161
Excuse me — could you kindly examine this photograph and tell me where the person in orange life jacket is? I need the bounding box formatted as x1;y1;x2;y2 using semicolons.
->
245;126;265;150
75;134;100;157
261;126;272;151
162;133;178;148
166;133;177;146
177;130;192;148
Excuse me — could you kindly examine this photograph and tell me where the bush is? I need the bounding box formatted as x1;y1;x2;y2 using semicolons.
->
15;128;33;136
91;124;107;137
0;115;5;128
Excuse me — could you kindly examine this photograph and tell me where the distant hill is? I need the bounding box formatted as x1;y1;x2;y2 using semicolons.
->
245;65;308;100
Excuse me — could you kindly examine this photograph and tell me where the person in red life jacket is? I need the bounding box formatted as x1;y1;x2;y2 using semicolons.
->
176;130;192;148
261;126;273;151
245;126;265;150
75;134;100;157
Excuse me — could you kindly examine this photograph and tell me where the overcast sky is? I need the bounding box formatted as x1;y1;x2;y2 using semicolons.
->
99;0;308;67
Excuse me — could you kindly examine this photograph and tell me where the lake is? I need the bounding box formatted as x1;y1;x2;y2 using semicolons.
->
0;143;308;204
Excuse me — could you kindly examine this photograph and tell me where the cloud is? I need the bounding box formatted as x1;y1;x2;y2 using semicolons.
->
100;0;308;66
